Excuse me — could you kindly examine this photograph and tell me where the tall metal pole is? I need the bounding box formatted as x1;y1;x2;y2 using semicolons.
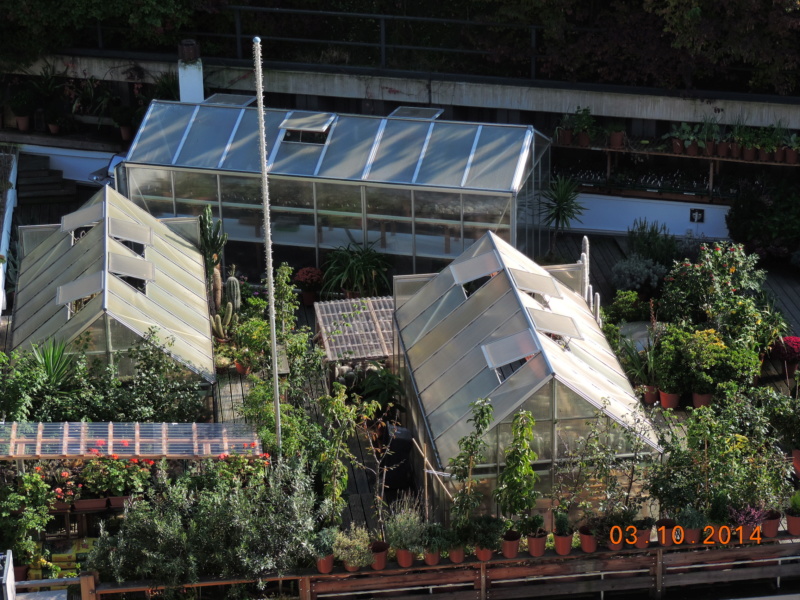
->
253;37;281;451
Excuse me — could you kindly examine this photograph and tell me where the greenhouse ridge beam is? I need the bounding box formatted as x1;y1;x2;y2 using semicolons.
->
0;422;262;459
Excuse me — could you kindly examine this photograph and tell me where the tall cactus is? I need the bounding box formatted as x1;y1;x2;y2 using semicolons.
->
225;275;241;311
211;302;234;339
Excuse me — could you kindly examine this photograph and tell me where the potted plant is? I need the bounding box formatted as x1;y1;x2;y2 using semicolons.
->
632;516;655;548
322;242;390;298
653;325;691;408
737;126;758;161
662;122;700;155
448;523;469;564
370;539;390;571
675;506;706;545
312;527;338;574
0;470;55;580
552;511;574;556
9;85;35;131
470;514;505;561
333;524;373;572
770;335;800;379
578;515;600;553
729;118;749;159
783;133;800;164
699;117;720;157
492;409;540;559
787;491;800;536
606;121;626;149
385;495;425;568
761;508;782;538
555;113;576;146
293;266;324;306
519;514;547;557
80;454;152;507
421;522;451;566
110;101;137;142
716;126;731;158
729;504;766;543
655;517;678;546
572;106;595;147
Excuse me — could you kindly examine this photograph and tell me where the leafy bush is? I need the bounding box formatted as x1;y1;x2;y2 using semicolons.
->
653;325;692;394
422;522;452;553
676;505;707;530
627;218;678;266
553;511;573;536
468;515;506;551
332;524;373;568
603;290;650;325
612;254;667;297
312;527;338;558
385;495;425;553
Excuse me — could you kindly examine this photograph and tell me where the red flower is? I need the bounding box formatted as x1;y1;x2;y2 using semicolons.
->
242;443;247;449
34;466;41;472
90;448;99;454
218;453;228;460
96;439;106;446
121;440;130;447
111;454;119;460
130;458;139;464
61;471;69;478
145;459;155;466
250;442;257;448
55;487;63;494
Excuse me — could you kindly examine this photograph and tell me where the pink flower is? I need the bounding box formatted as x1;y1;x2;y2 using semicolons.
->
61;471;69;478
121;440;130;447
55;487;63;494
96;439;106;447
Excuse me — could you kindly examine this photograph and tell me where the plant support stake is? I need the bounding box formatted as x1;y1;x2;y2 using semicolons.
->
253;37;281;451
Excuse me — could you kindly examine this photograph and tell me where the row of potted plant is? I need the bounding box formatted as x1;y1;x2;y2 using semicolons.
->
663;120;800;162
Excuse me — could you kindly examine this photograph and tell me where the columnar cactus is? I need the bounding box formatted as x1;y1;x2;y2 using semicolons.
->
225;275;241;311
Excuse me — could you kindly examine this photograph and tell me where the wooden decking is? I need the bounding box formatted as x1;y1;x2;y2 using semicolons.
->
764;263;800;337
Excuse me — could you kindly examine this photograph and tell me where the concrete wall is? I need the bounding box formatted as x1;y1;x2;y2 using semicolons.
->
21;144;114;185
571;193;729;239
33;54;800;129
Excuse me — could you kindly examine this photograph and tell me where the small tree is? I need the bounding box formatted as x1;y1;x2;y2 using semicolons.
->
540;176;584;256
493;410;539;529
449;398;494;527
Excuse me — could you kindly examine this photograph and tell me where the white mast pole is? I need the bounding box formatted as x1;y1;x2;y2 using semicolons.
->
253;37;281;451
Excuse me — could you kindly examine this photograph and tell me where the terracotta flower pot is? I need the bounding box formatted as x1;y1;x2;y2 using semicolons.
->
686;141;699;156
656;519;676;546
671;138;683;154
527;535;546;557
761;512;781;538
692;392;712;408
607;539;623;551
371;541;389;570
501;531;520;558
301;290;317;306
609;131;625;149
47;123;60;135
758;148;772;162
395;548;415;568
448;547;465;564
577;131;591;148
635;529;651;548
13;566;28;582
578;526;597;553
792;449;800;479
343;561;360;572
423;550;440;566
716;141;730;158
16;115;30;132
557;129;573;146
235;361;251;375
786;514;800;536
786;148;798;164
553;534;572;556
774;146;786;163
643;386;658;405
683;528;701;545
743;146;757;161
316;554;334;574
658;390;680;409
702;140;716;156
74;498;108;511
475;547;493;562
730;142;742;158
119;125;133;142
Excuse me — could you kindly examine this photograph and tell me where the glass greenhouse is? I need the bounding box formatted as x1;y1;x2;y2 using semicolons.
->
120;99;550;275
11;186;214;382
393;232;660;512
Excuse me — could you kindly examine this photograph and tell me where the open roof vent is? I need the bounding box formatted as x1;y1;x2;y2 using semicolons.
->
279;111;335;144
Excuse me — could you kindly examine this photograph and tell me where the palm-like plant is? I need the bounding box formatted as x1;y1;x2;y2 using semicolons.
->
541;176;584;256
322;242;390;297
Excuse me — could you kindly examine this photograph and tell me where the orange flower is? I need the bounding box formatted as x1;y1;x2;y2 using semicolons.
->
96;439;106;446
61;471;69;478
121;440;129;447
130;458;139;464
111;454;119;460
34;466;42;472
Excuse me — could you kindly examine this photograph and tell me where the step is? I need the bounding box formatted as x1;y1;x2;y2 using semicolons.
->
17;154;50;172
17;180;76;200
17;169;64;186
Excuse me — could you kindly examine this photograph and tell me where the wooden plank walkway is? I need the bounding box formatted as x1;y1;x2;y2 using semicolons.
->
554;232;627;306
764;263;800;336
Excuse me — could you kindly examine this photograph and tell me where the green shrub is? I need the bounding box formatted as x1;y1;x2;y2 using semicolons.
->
627;218;678;267
612;254;667;297
421;523;452;553
385;495;425;553
332;524;373;568
603;290;649;325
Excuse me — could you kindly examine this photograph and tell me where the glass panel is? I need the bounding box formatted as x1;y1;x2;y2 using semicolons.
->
221;206;263;242
271;142;324;176
415;221;462;259
270;178;313;209
366;186;412;217
272;211;316;248
175;200;218;219
465;127;529;192
109;316;142;352
220;175;261;205
317;215;362;249
556;383;597;419
367;120;429;184
556;419;592;456
415;190;460;220
395;265;456;328
317;116;382;180
532;421;553;461
176;106;241;168
518;379;554;422
415;123;478;187
129;103;195;165
68;315;107;354
221;109;259;172
426;369;502;435
400;285;465;350
174;171;218;203
317;182;362;214
367;218;412;255
127;168;174;218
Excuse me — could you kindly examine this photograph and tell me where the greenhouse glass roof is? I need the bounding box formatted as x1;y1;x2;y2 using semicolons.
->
127;101;542;194
396;232;659;466
11;186;214;381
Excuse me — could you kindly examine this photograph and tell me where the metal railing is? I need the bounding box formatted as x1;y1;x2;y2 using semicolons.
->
79;7;541;81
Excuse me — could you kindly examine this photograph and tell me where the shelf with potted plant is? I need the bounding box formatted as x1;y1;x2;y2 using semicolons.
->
78;453;153;511
386;495;425;568
333;524;374;572
293;266;323;306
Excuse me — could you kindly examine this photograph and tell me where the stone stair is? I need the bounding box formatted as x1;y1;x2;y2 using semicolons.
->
16;154;76;200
